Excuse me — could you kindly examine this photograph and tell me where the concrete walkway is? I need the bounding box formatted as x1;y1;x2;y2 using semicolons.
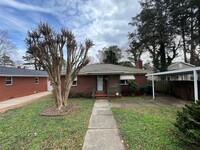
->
0;91;51;113
82;100;125;150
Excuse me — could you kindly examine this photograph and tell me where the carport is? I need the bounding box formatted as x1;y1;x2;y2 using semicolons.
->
147;67;200;103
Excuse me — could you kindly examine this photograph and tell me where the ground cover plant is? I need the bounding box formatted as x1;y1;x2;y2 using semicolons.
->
0;96;93;149
112;105;198;150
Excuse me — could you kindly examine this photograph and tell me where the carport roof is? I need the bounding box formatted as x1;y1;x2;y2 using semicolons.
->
147;66;200;76
147;66;200;102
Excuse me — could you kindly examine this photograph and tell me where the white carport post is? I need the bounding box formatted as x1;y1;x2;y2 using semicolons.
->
193;70;198;103
152;75;155;99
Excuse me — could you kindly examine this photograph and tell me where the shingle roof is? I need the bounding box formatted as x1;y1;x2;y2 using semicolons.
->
77;64;148;75
0;66;48;77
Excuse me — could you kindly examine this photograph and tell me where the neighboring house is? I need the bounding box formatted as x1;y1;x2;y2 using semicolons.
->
167;62;195;81
62;64;148;98
0;66;48;101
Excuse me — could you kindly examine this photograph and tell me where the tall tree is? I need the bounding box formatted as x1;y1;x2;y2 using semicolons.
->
0;54;14;66
23;53;42;70
25;22;93;109
0;29;16;63
98;45;122;64
129;0;179;72
170;0;200;65
127;33;144;66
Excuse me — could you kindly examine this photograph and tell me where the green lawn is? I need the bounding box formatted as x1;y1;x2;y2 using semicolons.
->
0;96;94;150
112;105;197;150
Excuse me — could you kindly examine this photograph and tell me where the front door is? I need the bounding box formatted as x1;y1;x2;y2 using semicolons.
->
97;76;103;91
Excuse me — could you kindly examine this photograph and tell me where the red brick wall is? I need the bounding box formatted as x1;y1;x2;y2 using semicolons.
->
61;75;96;94
121;74;147;96
0;76;47;101
121;85;131;96
60;74;147;97
135;75;147;85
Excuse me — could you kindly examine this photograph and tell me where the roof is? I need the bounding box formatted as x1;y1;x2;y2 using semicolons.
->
0;66;48;77
168;62;195;71
147;66;200;76
76;64;148;75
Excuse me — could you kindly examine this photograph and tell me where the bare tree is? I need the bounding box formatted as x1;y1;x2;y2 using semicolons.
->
0;29;16;59
25;22;93;109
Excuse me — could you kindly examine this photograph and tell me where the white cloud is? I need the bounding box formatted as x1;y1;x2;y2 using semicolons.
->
0;0;51;13
0;0;141;62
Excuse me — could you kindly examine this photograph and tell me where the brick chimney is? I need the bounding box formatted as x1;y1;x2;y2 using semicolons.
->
135;60;143;69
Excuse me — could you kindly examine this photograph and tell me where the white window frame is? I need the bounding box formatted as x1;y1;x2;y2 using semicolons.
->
120;80;129;85
72;77;77;86
5;77;13;86
35;77;39;84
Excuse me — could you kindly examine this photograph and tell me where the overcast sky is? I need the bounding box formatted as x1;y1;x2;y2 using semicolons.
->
0;0;141;62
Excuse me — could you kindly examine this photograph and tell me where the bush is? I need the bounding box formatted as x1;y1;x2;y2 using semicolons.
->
128;80;137;96
174;101;200;145
69;92;92;98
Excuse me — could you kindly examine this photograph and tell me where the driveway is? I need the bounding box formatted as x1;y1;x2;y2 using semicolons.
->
0;91;51;113
110;95;191;108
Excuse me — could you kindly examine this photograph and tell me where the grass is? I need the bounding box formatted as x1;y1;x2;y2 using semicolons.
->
0;96;94;150
110;96;152;103
112;105;197;150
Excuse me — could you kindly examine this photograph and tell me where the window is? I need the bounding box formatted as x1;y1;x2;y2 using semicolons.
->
35;77;39;84
120;80;128;85
72;77;78;86
72;80;77;86
5;77;13;85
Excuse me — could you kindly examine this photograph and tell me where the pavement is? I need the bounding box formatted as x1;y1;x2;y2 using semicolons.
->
110;97;190;108
0;91;51;113
82;100;125;150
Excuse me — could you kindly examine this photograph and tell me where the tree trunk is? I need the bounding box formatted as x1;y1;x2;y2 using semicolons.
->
160;42;166;71
55;86;63;109
181;25;187;62
190;10;195;65
62;75;72;106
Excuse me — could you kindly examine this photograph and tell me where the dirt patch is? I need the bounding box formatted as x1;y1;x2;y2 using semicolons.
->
40;104;78;116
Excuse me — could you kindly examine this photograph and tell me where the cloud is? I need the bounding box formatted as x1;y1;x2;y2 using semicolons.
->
0;0;51;13
0;0;141;62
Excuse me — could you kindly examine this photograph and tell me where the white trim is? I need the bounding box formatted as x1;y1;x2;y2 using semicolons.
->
35;77;39;84
120;80;129;85
72;80;77;86
5;77;13;86
74;77;77;81
120;75;135;80
147;66;200;76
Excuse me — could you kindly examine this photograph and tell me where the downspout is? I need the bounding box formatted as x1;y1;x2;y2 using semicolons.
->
193;70;198;103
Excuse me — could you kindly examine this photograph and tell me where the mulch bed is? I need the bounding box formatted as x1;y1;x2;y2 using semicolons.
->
40;104;77;117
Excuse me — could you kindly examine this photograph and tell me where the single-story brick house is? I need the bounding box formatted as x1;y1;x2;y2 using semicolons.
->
63;63;148;98
0;62;148;101
0;66;48;101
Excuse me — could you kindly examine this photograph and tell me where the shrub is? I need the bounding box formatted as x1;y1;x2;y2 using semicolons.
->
174;101;200;145
69;92;92;98
128;80;137;96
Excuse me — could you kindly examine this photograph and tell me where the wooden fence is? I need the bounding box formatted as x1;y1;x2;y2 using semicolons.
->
155;81;198;100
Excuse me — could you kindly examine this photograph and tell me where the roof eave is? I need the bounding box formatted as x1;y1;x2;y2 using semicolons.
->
0;74;48;77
